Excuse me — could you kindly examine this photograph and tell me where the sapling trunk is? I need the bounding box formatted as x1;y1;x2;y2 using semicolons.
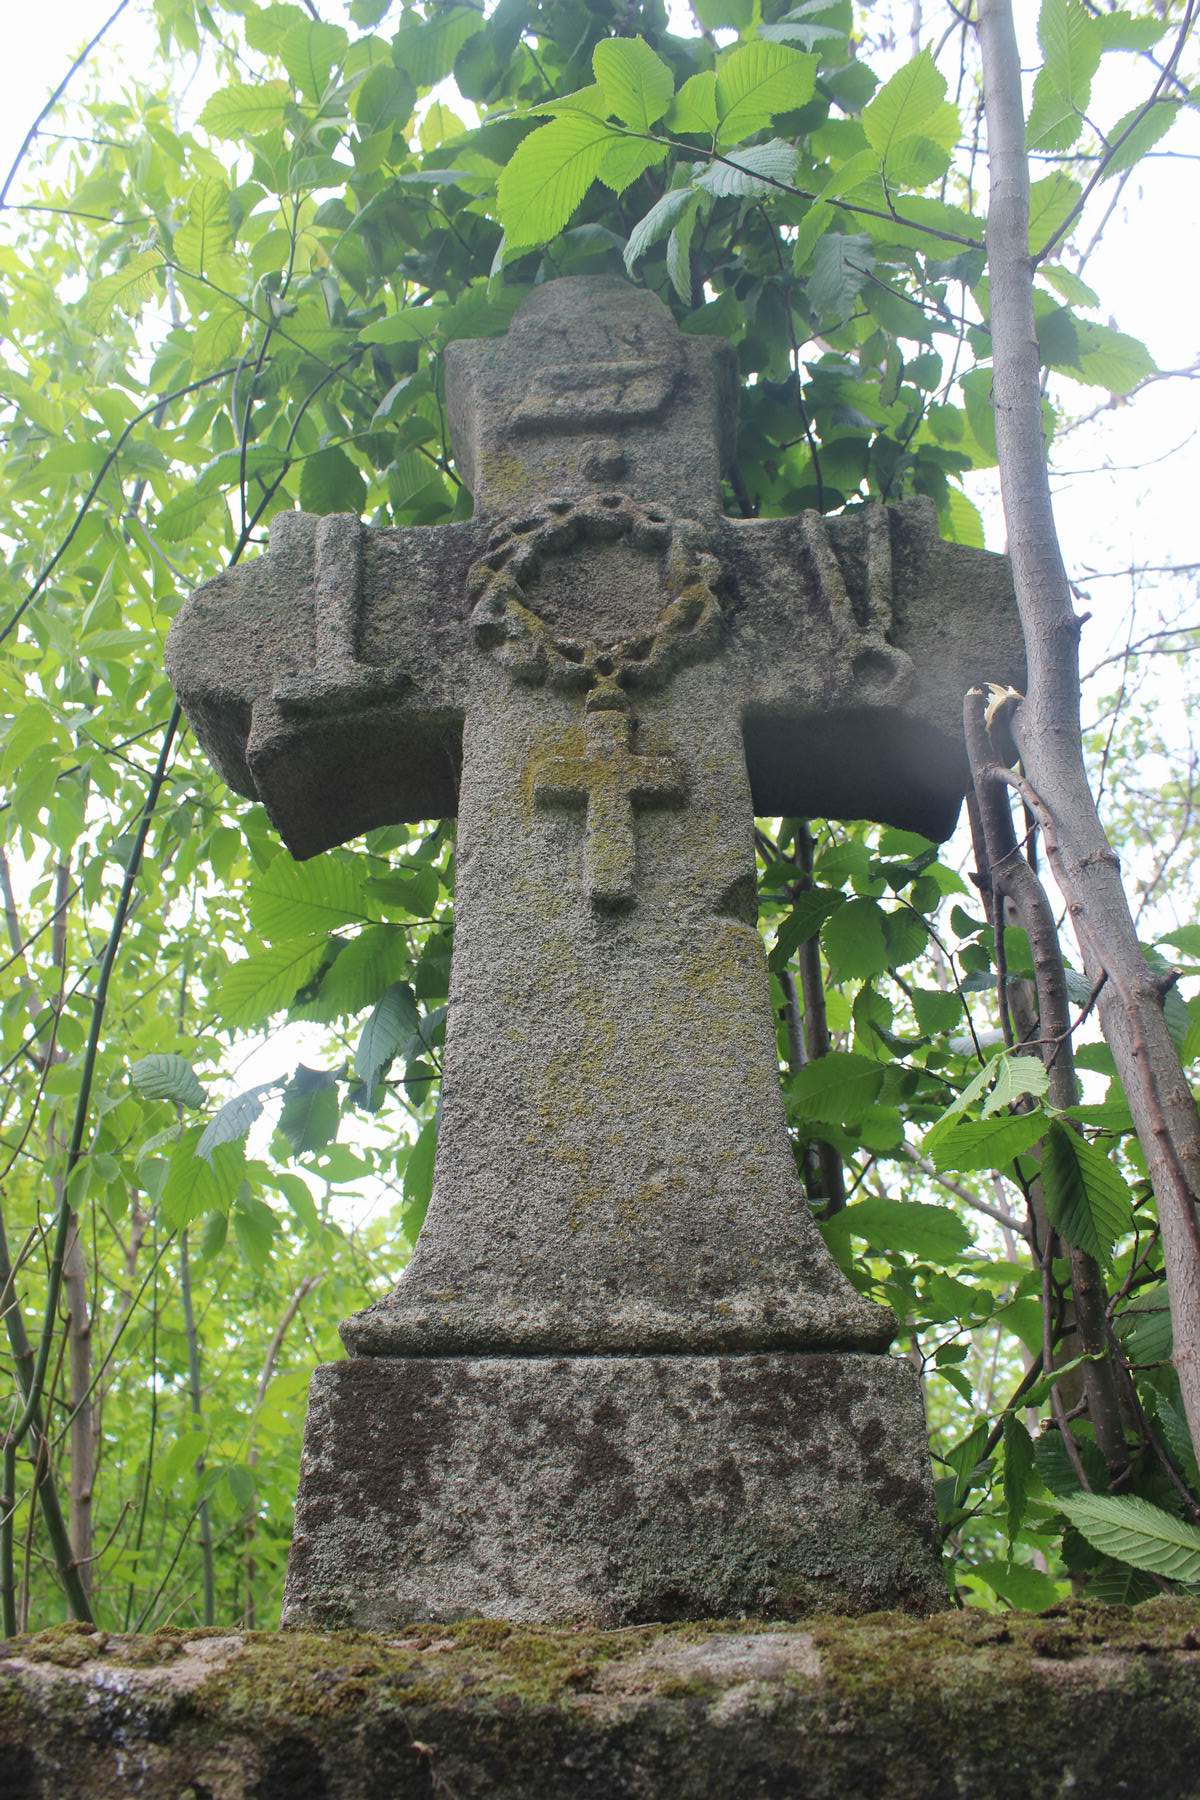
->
977;0;1200;1457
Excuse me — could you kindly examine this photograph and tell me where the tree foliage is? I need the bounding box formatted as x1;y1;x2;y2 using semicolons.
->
1;0;1199;1633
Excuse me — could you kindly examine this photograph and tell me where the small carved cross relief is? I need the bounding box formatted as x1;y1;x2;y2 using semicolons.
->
532;708;684;912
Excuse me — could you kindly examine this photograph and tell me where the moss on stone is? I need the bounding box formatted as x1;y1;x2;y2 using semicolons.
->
5;1603;1200;1799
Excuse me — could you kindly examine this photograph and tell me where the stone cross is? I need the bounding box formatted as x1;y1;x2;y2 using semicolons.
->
166;276;1022;1627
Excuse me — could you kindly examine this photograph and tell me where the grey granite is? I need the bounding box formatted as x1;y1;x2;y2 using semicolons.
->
164;276;1025;1622
282;1354;947;1628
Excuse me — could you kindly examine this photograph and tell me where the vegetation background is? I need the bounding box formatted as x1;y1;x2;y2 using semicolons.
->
3;0;1200;1635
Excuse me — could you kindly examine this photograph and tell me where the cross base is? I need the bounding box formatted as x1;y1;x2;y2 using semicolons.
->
283;1354;946;1627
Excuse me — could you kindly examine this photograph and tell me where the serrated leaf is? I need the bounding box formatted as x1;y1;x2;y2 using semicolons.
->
1039;0;1101;110
248;855;373;941
788;1050;884;1123
822;896;889;980
714;42;817;147
943;487;985;549
197;1084;275;1161
174;178;233;280
232;1191;278;1272
597;133;668;196
356;981;420;1085
862;49;946;159
392;3;484;87
836;1195;973;1263
403;1115;437;1235
1004;1414;1037;1549
198;80;290;140
1072;321;1156;395
769;889;844;971
1027;171;1082;254
791;199;834;274
946;1418;989;1501
1059;1493;1200;1583
497;112;620;251
358;304;446;345
279;19;348;98
983;1054;1049;1116
1026;69;1084;153
1042;1120;1132;1265
807;231;873;324
1035;1428;1109;1497
1115;1289;1173;1365
217;939;327;1030
83;251;161;329
929;1109;1048;1174
162;1131;245;1228
130;1053;205;1109
664;70;717;135
697;138;798;198
666;195;703;305
624;185;699;275
279;1066;340;1156
295;924;410;1022
299;445;367;515
593;37;674;131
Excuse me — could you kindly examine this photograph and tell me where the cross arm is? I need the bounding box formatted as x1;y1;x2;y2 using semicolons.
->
720;497;1025;842
165;510;485;858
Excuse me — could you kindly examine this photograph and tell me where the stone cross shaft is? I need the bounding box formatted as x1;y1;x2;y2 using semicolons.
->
167;275;1022;1366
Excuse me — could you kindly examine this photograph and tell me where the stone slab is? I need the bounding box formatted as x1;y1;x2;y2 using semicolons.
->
282;1353;946;1628
7;1604;1200;1800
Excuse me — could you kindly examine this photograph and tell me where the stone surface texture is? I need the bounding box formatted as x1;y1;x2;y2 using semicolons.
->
283;1354;945;1629
164;276;1026;1625
5;1604;1200;1799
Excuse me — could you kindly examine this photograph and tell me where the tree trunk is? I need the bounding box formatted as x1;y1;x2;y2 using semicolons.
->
977;0;1200;1458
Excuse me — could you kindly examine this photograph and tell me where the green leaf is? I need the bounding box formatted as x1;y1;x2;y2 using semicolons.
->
862;49;946;159
130;1053;205;1109
217;940;328;1031
296;924;410;1021
1027;172;1082;254
1115;1289;1173;1364
1026;70;1084;153
593;37;674;131
356;981;420;1085
403;1116;437;1234
279;18;348;98
696;139;798;198
911;988;962;1035
1039;0;1101;110
358;305;447;345
837;1195;974;1263
174;178;233;280
1058;1493;1200;1583
1072;321;1156;395
769;889;844;971
1036;1427;1108;1497
198;80;291;140
232;1191;278;1272
197;1084;274;1161
807;232;874;324
929;1109;1048;1174
714;42;817;147
279;1066;340;1156
299;446;367;515
162;1130;245;1228
1041;1120;1132;1266
969;1559;1061;1612
598;134;669;196
392;4;484;86
788;1050;884;1123
666;195;703;305
83;251;161;329
665;71;718;135
946;1418;989;1500
1003;1414;1037;1550
822;897;889;980
497;112;620;251
791;199;834;274
248;855;373;941
983;1055;1049;1116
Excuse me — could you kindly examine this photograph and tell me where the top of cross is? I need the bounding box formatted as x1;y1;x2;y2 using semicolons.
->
445;276;737;519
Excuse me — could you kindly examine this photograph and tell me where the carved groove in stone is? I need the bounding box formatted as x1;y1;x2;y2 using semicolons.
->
799;505;914;702
274;514;409;719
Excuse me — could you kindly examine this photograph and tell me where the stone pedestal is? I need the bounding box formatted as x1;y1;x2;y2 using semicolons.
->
282;1353;945;1628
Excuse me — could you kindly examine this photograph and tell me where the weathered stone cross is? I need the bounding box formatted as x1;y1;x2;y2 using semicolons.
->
167;276;1022;1628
